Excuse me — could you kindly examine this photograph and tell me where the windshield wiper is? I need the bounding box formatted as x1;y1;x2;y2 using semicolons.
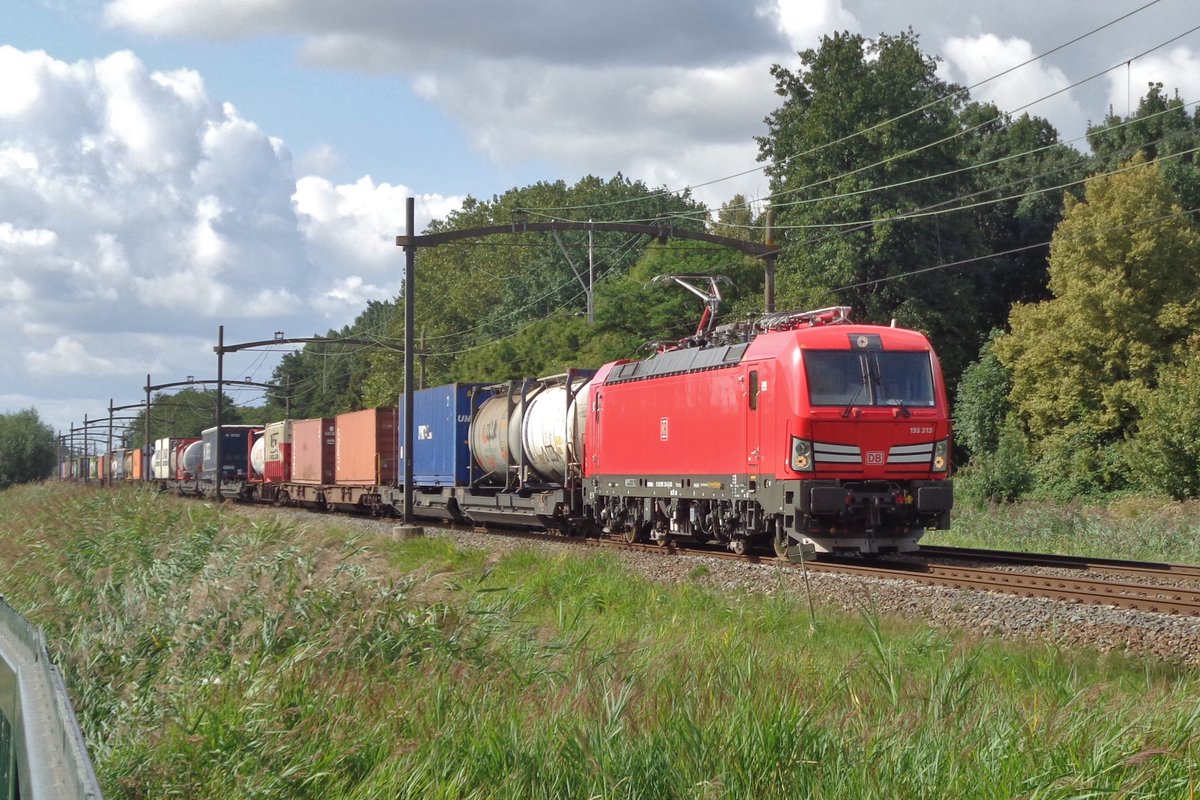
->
869;358;911;417
841;377;866;418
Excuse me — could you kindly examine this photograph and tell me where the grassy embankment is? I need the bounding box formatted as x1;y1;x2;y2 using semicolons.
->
0;482;1198;798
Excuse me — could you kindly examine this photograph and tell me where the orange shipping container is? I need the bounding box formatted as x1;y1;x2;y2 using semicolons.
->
335;409;398;485
291;418;336;485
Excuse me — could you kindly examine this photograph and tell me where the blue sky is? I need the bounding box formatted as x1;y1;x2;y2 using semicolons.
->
1;0;1198;440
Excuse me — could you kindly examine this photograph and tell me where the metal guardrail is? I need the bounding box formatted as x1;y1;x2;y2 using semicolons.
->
0;596;103;799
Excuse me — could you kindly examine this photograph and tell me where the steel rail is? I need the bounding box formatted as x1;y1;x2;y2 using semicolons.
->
917;544;1200;580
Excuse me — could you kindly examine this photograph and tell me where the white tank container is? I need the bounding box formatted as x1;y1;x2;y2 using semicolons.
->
250;434;266;476
181;440;203;478
522;377;592;483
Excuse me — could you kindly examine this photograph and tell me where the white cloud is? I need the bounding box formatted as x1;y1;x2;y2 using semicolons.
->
1106;47;1200;120
293;175;461;274
24;336;147;377
100;1;837;208
0;43;461;433
772;0;858;50
296;143;342;177
106;0;787;67
943;34;1087;141
311;275;392;316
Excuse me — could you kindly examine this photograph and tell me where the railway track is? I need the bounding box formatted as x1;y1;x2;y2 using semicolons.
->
302;514;1200;618
564;532;1200;617
917;544;1200;580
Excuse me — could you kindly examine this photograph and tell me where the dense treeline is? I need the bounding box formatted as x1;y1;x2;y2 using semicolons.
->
258;29;1200;504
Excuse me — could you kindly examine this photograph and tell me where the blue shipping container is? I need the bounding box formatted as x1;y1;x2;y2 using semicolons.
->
200;425;261;482
399;384;490;486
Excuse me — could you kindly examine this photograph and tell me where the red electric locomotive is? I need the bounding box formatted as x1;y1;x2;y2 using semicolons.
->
583;305;952;556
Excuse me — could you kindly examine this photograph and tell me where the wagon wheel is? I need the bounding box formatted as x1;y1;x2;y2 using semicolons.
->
773;527;790;560
623;521;647;544
731;536;748;556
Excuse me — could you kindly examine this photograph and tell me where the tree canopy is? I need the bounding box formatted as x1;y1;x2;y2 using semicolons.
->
126;389;248;448
759;30;988;387
993;157;1200;495
0;408;57;489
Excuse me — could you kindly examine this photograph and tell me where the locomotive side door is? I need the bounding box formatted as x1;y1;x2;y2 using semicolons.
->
745;367;762;485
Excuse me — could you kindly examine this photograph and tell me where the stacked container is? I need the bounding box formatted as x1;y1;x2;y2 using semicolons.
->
200;425;262;482
129;449;145;481
262;420;292;483
335;409;398;485
111;449;127;480
177;440;203;480
291;418;336;485
153;438;197;479
400;384;486;486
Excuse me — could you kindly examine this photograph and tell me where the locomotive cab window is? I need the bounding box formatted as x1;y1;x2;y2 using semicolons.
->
803;350;935;408
748;370;759;410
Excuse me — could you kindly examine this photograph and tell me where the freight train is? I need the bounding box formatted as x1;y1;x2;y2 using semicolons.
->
70;305;953;556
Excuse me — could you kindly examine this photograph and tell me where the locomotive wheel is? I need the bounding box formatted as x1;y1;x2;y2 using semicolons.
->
773;528;789;560
731;537;748;556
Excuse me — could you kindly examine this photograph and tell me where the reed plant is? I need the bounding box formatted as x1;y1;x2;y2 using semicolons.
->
928;496;1200;562
0;483;1197;798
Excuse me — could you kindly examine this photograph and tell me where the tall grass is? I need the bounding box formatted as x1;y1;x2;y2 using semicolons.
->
0;483;1197;798
929;495;1200;562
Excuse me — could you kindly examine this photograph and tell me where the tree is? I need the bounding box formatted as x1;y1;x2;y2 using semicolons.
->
1088;83;1200;211
0;408;57;489
958;103;1086;332
267;299;396;419
360;175;712;404
952;330;1011;458
126;389;245;448
710;194;762;242
757;30;984;387
994;156;1200;494
1131;338;1200;499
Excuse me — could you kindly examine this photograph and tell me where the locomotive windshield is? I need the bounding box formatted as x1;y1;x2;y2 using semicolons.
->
804;350;936;408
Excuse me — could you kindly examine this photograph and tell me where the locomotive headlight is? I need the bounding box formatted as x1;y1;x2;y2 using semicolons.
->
791;437;814;472
932;438;949;473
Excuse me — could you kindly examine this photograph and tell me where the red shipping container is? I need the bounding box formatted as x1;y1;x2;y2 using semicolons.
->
291;418;336;485
335;408;398;485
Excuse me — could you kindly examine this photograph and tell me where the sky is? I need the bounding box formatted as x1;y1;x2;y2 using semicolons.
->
2;0;1198;443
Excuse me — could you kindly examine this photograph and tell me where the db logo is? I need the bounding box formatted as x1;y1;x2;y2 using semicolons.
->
866;451;884;465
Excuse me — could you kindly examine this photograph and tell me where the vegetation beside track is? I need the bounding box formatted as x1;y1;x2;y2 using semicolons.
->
2;483;1199;799
926;495;1200;564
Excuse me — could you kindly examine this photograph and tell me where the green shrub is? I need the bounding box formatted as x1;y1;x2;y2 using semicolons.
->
1131;341;1200;499
954;420;1035;506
